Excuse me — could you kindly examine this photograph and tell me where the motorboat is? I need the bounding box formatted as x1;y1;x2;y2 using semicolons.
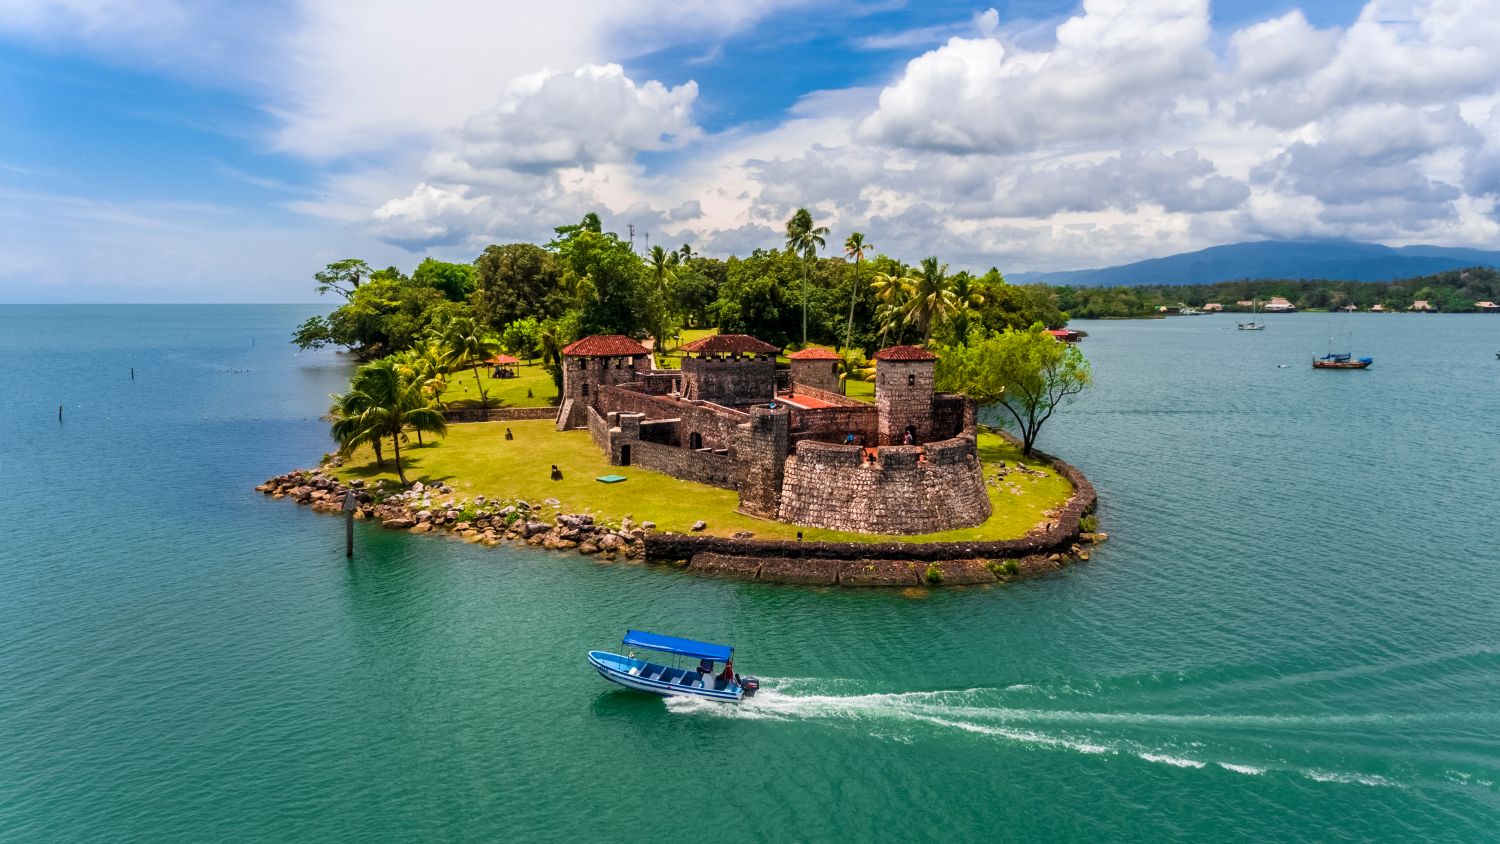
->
588;629;759;702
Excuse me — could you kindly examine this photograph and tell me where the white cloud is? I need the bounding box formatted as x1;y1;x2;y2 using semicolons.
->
858;0;1214;155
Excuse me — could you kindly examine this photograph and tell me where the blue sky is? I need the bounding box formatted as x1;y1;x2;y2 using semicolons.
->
1;0;1495;302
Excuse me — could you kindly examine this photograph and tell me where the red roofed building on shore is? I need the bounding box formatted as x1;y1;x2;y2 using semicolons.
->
787;347;842;394
548;333;990;534
556;335;654;429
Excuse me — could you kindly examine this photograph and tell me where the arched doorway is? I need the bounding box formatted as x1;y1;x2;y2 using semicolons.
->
689;432;703;450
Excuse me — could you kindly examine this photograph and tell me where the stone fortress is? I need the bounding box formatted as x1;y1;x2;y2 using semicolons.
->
554;333;993;535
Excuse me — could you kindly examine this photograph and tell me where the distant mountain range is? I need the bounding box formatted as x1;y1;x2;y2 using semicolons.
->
1008;240;1500;287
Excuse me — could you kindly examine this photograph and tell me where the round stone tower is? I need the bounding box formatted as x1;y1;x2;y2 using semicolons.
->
873;345;937;445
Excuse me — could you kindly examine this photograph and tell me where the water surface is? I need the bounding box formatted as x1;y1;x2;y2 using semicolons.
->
1;306;1497;841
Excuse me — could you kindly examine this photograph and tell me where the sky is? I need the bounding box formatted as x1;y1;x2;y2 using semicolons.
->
2;0;1498;302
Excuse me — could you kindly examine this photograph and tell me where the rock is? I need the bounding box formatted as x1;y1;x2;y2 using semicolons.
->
416;510;432;522
411;482;425;493
687;553;761;581
578;514;594;525
1093;532;1109;542
349;479;365;488
515;500;530;510
524;521;551;538
1048;553;1063;563
1078;550;1091;561
497;505;516;517
690;520;707;532
410;523;432;534
759;557;838;586
543;497;560;507
352;510;366;520
558;528;580;541
438;484;453;494
255;484;272;493
641;521;656;531
621;517;635;531
731;531;754;540
598;534;624;551
543;535;577;550
445;509;461;522
577;541;599;555
454;522;471;532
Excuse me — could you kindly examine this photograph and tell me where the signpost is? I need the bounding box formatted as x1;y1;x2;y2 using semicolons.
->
342;490;358;558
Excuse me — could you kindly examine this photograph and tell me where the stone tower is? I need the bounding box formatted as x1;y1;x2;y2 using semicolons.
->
555;334;652;429
787;347;842;394
735;404;790;518
679;334;780;406
873;345;937;445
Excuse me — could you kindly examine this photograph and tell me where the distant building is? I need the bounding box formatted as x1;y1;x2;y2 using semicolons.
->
1371;304;1388;312
1476;300;1499;312
1339;304;1358;312
1047;328;1082;342
1263;297;1296;312
1203;302;1223;312
1410;300;1436;312
1235;300;1255;309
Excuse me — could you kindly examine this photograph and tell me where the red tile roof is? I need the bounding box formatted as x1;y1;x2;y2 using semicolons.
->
873;345;937;361
561;335;651;357
484;354;521;365
788;347;840;360
680;334;780;355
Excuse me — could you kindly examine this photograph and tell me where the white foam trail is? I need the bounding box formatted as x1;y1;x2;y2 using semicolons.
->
1303;770;1397;787
1218;763;1265;775
917;715;1111;754
1139;753;1205;769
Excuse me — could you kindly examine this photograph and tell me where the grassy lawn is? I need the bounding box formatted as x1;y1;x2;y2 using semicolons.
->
442;362;557;409
844;378;875;402
333;420;1072;543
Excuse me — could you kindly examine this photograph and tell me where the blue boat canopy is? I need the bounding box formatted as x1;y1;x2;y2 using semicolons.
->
623;629;733;662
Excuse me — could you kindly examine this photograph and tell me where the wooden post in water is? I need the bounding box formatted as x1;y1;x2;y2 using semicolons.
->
342;490;358;558
130;367;135;380
58;404;63;423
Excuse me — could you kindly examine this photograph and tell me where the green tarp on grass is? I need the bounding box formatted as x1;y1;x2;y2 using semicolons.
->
595;475;628;484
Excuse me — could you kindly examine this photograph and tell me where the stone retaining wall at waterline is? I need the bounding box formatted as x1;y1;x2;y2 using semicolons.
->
257;438;1100;587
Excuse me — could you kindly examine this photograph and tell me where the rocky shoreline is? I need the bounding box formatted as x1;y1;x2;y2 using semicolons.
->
257;442;1103;587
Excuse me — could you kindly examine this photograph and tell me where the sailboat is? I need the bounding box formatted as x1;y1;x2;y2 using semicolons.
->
1313;309;1372;369
1238;299;1265;330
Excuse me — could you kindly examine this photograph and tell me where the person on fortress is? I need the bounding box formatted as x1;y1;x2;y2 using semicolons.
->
505;428;514;440
550;465;563;481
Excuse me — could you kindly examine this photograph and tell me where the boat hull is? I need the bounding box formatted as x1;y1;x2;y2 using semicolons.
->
1312;359;1371;369
588;651;744;702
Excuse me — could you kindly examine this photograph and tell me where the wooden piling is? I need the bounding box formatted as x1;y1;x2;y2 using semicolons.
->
342;490;357;558
58;404;63;423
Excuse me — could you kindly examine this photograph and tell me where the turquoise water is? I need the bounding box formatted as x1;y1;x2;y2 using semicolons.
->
2;306;1498;841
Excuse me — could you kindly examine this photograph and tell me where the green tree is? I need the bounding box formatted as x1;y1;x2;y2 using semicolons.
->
331;357;448;485
550;225;650;337
645;244;679;345
935;324;1092;455
436;316;499;408
315;259;372;299
412;258;475;302
870;267;917;347
292;276;461;357
842;232;870;351
500;317;543;361
903;256;958;344
784;207;828;345
471;244;566;330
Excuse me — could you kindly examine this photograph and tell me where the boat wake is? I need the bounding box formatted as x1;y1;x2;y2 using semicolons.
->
663;680;1496;790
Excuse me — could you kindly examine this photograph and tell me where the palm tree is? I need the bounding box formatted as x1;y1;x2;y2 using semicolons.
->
870;267;917;348
392;345;447;445
842;232;870;352
335;357;448;486
903;256;959;344
436;316;498;408
678;243;695;263
329;389;382;466
784;207;829;345
946;272;986;343
645;245;679;350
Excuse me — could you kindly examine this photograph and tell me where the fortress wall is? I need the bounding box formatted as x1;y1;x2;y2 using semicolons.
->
789;405;879;446
930;394;973;440
682;355;777;406
775;437;992;534
786;382;865;407
624;439;738;490
587;406;610;451
596;384;744;450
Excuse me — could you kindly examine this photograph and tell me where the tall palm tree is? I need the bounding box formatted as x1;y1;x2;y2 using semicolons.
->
436;316;498;408
842;232;870;352
335;358;448;486
784;207;828;345
677;243;695;263
946;272;986;342
392;346;447;445
903;256;959;344
645;245;678;350
870;267;917;348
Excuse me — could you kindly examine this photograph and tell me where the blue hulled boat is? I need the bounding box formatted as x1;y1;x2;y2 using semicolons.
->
588;630;759;702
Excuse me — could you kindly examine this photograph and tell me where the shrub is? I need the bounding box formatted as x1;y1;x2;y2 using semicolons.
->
1079;514;1098;533
986;560;1021;578
924;563;943;584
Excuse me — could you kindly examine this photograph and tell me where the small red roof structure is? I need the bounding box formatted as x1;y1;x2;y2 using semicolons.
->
1046;329;1081;341
680;334;780;355
561;335;651;357
483;354;521;365
787;347;841;361
873;345;937;361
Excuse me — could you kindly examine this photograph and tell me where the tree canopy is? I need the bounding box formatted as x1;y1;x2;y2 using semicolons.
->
935;324;1092;455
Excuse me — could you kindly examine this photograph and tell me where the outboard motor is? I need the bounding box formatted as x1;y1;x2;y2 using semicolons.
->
738;675;760;697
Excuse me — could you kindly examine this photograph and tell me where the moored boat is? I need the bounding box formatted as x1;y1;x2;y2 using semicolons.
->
588;629;759;702
1312;353;1372;369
